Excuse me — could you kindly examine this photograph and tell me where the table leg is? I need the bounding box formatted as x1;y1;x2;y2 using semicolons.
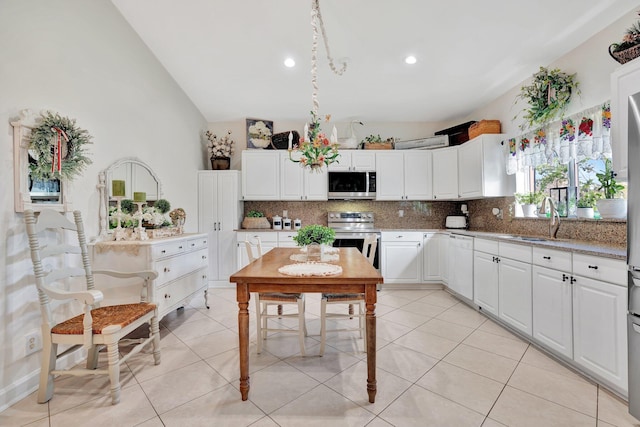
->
237;285;250;400
365;284;377;403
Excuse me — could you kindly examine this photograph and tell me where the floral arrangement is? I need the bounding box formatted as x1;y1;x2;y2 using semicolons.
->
205;130;234;159
169;208;186;224
109;200;173;229
292;224;336;246
290;111;339;170
247;120;272;148
609;12;640;60
514;67;579;131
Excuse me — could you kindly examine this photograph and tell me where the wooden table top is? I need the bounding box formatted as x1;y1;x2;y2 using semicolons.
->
230;247;383;290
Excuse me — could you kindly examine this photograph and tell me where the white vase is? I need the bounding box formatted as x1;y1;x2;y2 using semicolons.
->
521;204;537;218
596;198;627;219
576;207;594;219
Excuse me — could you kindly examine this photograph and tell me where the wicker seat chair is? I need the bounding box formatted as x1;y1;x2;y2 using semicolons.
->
24;209;161;405
244;237;307;355
319;234;377;356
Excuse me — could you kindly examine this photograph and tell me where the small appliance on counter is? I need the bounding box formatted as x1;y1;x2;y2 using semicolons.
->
445;216;467;229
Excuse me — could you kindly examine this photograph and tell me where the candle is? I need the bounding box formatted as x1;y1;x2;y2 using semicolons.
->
112;180;125;197
133;192;146;202
303;123;309;141
288;131;293;150
331;126;338;144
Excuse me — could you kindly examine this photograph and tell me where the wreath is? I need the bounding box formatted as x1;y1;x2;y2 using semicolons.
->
28;111;93;180
514;67;579;131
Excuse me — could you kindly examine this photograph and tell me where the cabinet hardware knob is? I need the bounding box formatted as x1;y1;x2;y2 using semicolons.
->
161;250;166;254
543;256;551;260
191;243;195;247
164;267;170;273
164;294;171;299
588;265;598;270
202;255;207;259
496;257;500;263
571;276;577;284
203;275;207;279
562;273;569;282
179;246;183;249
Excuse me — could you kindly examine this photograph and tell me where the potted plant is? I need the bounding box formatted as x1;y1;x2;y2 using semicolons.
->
609;11;640;64
206;130;234;170
292;224;335;246
241;209;271;229
576;191;602;219
515;192;544;217
596;159;627;219
360;134;394;150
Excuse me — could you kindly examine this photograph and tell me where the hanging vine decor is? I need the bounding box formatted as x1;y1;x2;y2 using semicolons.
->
514;66;579;131
28;111;93;180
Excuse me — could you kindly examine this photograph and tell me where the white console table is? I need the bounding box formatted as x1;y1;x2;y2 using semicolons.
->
89;233;209;319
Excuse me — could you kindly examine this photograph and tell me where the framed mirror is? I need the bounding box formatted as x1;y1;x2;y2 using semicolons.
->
97;157;162;239
13;115;71;213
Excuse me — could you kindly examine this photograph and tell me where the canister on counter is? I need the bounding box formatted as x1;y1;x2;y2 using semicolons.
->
272;215;282;230
294;218;302;230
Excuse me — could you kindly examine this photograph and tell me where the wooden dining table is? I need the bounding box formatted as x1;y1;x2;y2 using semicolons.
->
229;247;383;403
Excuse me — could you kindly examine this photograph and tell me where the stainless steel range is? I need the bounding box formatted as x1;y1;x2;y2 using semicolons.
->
328;211;380;270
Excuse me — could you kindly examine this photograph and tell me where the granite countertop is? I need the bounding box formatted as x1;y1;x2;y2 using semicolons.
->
237;228;626;260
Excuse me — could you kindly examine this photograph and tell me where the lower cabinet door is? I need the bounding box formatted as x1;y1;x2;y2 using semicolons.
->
382;241;421;283
473;251;499;316
532;266;573;358
573;275;628;393
499;258;532;336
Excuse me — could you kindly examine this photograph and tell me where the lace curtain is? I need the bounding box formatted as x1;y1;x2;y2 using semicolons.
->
505;102;612;174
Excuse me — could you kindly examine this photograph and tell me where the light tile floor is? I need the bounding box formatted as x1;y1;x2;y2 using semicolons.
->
2;288;640;427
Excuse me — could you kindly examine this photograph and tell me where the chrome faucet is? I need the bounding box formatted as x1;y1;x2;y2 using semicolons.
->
540;197;560;239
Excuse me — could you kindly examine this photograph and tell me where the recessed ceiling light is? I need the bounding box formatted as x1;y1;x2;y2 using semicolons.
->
284;58;296;68
405;55;417;65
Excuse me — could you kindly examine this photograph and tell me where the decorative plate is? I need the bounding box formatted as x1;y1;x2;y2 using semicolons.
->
278;262;343;277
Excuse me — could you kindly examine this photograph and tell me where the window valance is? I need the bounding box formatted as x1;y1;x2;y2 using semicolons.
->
505;101;611;174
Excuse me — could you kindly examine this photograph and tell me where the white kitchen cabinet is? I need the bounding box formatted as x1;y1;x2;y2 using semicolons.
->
458;134;514;199
473;239;500;317
381;231;422;284
277;231;299;247
376;151;432;200
89;234;209;320
532;265;573;358
447;234;473;300
422;232;441;281
610;58;640;180
280;151;328;200
573;263;628;393
236;231;278;269
432;147;458;200
328;150;376;171
241;151;280;200
440;232;450;283
498;242;533;336
198;171;242;287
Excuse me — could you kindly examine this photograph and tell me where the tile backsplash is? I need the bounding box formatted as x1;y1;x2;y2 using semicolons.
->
243;197;626;249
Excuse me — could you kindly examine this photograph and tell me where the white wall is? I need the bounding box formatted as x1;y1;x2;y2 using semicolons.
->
0;0;207;410
442;8;639;137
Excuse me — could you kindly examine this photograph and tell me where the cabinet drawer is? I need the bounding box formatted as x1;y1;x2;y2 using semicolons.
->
499;242;532;263
475;238;498;254
157;268;208;316
152;240;187;259
278;231;299;247
532;247;572;271
155;248;208;285
187;236;208;251
237;231;278;245
381;231;423;242
573;253;626;286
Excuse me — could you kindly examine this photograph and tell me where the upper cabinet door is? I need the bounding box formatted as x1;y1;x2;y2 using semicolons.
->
375;151;404;200
611;59;640;180
432;147;458;200
351;151;376;171
404;150;433;200
458;138;484;198
242;151;279;200
328;151;352;171
280;151;305;200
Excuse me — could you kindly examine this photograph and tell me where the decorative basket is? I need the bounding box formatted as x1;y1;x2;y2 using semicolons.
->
241;217;271;229
609;43;640;65
364;142;393;150
468;120;501;140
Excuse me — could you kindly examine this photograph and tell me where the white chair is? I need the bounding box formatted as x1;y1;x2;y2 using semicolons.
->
24;209;161;405
244;237;307;356
319;234;377;356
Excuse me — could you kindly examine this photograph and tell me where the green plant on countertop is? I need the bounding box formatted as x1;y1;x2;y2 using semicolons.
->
246;210;265;218
577;190;602;208
596;159;625;199
514;192;545;205
292;224;336;246
154;199;171;214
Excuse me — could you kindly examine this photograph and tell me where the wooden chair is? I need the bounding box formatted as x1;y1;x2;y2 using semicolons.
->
24;209;161;405
244;237;307;356
319;234;377;356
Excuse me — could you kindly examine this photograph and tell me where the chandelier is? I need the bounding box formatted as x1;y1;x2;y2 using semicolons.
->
289;0;347;171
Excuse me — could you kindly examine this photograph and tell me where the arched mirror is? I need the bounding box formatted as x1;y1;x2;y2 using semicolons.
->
97;157;162;238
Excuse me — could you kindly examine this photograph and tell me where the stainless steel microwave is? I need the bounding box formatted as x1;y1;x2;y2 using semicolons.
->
327;171;376;199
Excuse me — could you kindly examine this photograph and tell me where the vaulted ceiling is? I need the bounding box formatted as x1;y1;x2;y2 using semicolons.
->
112;0;638;123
